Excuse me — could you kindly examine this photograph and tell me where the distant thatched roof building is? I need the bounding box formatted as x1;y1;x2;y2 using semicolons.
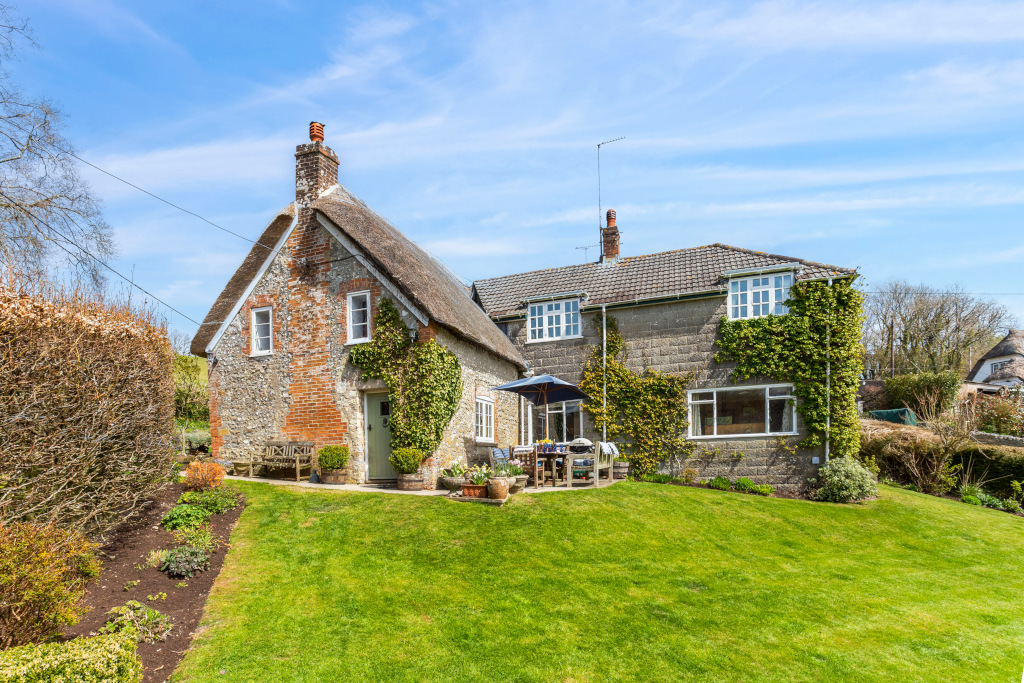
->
968;330;1024;384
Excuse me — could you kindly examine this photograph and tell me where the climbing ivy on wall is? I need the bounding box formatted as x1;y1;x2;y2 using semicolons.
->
580;314;693;477
349;299;463;455
715;277;864;457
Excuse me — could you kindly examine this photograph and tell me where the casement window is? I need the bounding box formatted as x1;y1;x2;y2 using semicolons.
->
347;291;371;344
527;298;582;343
475;397;495;443
525;400;582;443
688;385;797;438
251;307;272;356
728;273;793;320
991;360;1010;372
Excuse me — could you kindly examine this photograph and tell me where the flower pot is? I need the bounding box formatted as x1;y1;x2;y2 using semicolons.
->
320;467;348;485
487;477;511;500
440;475;466;495
397;473;424;491
614;461;631;479
462;483;488;498
509;474;529;495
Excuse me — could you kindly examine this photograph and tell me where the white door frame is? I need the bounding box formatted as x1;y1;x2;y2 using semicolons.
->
363;390;392;480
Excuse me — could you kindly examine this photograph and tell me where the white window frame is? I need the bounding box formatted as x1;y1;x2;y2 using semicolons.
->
475;397;495;443
250;306;273;356
346;290;371;344
687;384;798;439
526;297;583;344
728;272;793;321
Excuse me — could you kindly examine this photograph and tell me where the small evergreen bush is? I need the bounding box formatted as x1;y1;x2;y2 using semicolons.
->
812;456;878;503
160;546;210;578
708;476;732;491
0;523;101;648
318;445;350;470
172;525;219;554
0;631;142;683
177;487;241;515
884;371;961;416
1002;498;1022;514
977;492;1004;510
961;494;981;506
100;600;172;643
734;477;755;492
389;447;425;474
183;461;225;491
160;504;212;532
750;484;774;497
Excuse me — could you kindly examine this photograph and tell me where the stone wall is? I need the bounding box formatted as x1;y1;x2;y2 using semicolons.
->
503;295;822;491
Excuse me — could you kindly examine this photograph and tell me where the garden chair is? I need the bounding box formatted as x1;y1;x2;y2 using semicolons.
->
512;445;548;489
487;446;511;470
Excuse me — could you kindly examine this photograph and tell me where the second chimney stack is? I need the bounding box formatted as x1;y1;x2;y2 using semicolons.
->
601;209;620;261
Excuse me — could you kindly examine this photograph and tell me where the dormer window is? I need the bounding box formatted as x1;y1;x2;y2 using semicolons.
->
728;273;793;320
527;297;582;343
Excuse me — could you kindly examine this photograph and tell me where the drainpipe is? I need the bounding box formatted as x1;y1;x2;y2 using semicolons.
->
825;277;832;462
602;304;608;443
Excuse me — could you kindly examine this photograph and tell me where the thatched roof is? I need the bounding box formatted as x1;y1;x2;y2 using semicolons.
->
190;203;296;356
985;357;1024;383
313;189;525;369
968;329;1024;380
473;243;855;318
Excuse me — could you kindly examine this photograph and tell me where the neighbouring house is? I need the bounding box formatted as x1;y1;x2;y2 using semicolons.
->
191;124;525;488
967;330;1024;387
472;210;857;489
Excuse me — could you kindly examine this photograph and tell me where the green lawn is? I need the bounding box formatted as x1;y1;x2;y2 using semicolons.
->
173;482;1024;682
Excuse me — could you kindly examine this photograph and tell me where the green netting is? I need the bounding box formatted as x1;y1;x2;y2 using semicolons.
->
868;408;917;427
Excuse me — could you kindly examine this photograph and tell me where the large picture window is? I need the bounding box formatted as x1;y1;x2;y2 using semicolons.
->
527;298;583;343
688;385;796;438
347;291;371;344
474;397;495;443
728;272;793;320
525;400;582;443
251;306;272;355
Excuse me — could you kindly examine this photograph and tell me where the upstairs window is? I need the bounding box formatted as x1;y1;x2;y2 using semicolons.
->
475;397;495;443
729;273;793;320
251;307;272;356
527;298;583;343
347;291;371;344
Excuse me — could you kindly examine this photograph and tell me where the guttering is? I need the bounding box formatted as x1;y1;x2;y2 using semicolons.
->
721;263;803;278
521;290;588;304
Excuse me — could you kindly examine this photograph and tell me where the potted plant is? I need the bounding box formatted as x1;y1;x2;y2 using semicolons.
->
462;465;490;498
390;447;425;491
440;462;467;495
507;459;528;494
537;438;554;453
488;463;514;500
318;445;350;484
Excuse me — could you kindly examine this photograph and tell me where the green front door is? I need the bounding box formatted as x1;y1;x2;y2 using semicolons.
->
366;393;396;480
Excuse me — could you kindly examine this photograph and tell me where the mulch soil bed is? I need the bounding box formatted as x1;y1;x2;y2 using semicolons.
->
63;482;244;683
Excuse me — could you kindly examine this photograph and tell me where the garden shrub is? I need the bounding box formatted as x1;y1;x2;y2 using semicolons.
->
975;390;1024;437
750;484;774;496
977;492;1004;510
183;461;225;491
0;522;101;648
734;477;755;492
811;456;878;503
949;446;1024;498
318;445;350;470
183;430;211;453
859;422;957;494
160;546;210;578
962;495;981;506
177;487;241;515
1003;498;1022;514
0;279;175;539
99;600;172;643
389;447;425;474
884;371;960;416
160;504;212;531
707;476;731;491
172;525;219;554
0;631;142;683
638;473;680;484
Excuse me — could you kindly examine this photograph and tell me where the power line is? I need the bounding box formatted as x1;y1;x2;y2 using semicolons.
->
0;117;275;252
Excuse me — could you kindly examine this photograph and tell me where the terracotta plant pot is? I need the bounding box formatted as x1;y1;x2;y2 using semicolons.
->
440;475;466;495
320;467;348;485
487;477;511;500
509;474;529;495
397;473;424;491
462;483;488;498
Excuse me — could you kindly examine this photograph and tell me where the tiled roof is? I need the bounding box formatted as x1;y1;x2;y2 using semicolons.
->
472;244;855;318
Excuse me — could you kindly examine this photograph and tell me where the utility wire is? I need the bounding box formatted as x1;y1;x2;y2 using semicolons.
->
0;117;276;251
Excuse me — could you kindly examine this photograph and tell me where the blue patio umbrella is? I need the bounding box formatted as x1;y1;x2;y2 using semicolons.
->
492;374;590;440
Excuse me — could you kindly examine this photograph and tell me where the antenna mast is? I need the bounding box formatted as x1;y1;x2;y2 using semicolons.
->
597;136;625;239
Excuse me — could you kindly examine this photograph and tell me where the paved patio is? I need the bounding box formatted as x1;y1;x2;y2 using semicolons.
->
222;474;624;497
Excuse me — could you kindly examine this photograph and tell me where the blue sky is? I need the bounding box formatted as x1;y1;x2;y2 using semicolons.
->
13;0;1024;339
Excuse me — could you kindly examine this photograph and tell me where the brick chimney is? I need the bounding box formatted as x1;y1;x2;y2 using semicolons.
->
295;121;338;207
601;209;620;262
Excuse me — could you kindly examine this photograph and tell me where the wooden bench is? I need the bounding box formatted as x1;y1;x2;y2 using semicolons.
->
241;441;315;481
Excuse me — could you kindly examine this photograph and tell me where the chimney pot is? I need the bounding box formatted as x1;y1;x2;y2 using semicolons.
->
606;209;616;228
601;208;620;262
309;121;325;143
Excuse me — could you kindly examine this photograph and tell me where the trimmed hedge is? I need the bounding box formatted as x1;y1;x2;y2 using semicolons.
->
884;371;960;416
0;631;142;682
950;445;1024;497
